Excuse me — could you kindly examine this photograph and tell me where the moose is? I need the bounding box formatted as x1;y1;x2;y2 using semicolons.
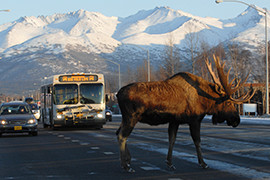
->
116;55;255;172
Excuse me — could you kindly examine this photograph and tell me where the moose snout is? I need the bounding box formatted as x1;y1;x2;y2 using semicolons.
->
226;117;240;128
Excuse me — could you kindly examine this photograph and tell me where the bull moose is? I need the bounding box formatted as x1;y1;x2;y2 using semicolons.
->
116;55;255;172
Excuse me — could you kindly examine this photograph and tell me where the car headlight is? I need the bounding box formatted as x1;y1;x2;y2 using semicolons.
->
106;111;111;116
1;120;7;125
27;119;37;124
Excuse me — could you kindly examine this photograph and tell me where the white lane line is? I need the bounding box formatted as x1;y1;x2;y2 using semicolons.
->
71;140;80;143
103;152;114;155
87;151;95;154
80;142;89;146
140;166;160;171
91;147;100;150
139;161;169;173
58;135;64;138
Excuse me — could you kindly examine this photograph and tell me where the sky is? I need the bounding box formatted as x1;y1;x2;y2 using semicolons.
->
0;0;269;25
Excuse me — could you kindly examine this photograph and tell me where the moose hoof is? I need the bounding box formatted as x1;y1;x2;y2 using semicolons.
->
166;160;176;171
200;163;209;169
167;164;176;171
127;168;135;173
122;166;135;173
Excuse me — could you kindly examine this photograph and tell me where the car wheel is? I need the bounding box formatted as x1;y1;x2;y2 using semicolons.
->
43;123;49;128
95;125;103;129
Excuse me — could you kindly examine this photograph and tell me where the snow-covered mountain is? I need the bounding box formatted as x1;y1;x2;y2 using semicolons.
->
0;6;268;95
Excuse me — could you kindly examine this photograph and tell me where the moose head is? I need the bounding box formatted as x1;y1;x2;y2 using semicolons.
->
205;55;255;127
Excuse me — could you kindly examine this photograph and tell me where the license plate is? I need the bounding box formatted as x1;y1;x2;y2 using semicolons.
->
14;126;22;131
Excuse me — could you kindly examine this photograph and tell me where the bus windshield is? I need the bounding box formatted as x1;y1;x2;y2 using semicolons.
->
80;84;104;104
54;84;78;105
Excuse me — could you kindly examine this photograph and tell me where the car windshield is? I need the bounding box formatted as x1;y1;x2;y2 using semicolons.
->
0;104;32;115
29;103;39;110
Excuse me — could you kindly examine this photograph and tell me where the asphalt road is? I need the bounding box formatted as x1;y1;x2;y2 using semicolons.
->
0;116;269;180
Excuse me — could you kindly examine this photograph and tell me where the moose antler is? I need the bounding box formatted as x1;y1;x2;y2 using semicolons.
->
205;58;220;85
205;55;255;103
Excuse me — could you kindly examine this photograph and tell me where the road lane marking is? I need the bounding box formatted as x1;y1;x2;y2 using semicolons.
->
140;166;160;171
104;152;114;155
71;140;80;143
80;142;89;146
91;147;100;150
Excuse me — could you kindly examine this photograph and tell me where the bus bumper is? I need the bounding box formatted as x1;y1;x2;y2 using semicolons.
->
53;118;106;127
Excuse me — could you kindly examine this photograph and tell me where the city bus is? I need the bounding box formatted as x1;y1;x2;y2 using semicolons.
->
40;73;106;129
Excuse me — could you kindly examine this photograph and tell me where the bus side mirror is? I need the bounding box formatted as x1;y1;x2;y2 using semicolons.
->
105;94;110;102
47;87;52;94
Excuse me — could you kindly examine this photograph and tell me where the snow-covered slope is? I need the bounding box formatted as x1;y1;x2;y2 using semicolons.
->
0;6;268;94
0;9;120;54
0;6;267;54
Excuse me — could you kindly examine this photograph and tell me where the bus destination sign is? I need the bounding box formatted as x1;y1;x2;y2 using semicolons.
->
59;75;98;82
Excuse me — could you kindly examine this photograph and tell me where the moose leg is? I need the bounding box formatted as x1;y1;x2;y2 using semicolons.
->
189;121;208;169
166;122;179;170
117;124;135;172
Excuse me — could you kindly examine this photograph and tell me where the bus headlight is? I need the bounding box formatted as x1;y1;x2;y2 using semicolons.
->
97;113;103;118
57;114;63;119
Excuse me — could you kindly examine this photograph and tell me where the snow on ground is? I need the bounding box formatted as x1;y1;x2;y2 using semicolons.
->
136;144;270;179
113;114;270;125
240;116;270;125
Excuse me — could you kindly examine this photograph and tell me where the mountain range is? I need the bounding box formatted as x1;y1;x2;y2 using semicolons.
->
0;6;268;95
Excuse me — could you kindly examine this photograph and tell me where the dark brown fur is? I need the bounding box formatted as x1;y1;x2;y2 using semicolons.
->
116;72;240;172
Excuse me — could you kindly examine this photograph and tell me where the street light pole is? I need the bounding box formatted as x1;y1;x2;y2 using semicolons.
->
215;0;269;115
134;45;150;82
104;59;121;90
147;49;150;82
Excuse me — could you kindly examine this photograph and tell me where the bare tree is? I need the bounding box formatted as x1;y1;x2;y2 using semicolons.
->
184;24;200;74
227;42;252;113
195;40;212;80
160;34;181;79
228;43;252;81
